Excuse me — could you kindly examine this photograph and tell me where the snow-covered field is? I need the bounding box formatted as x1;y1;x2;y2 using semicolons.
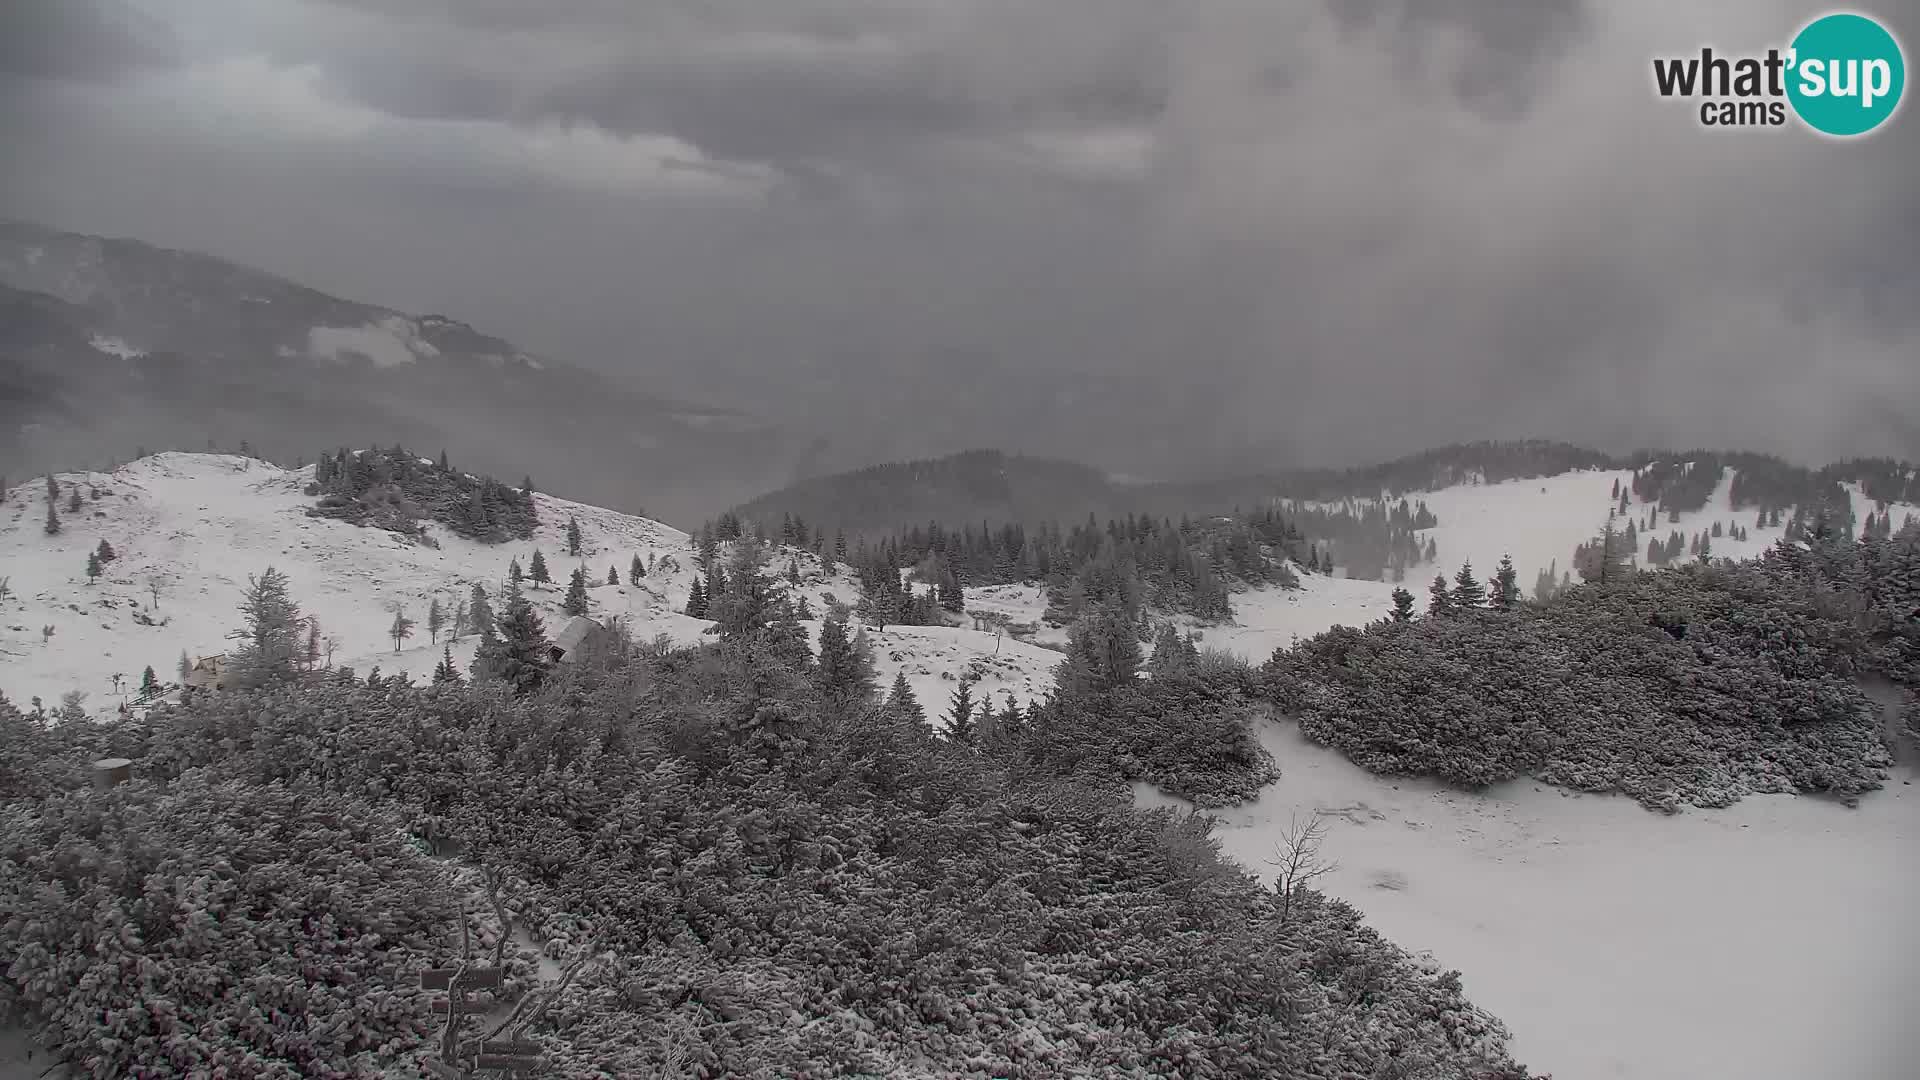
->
0;454;1060;718
1137;720;1920;1080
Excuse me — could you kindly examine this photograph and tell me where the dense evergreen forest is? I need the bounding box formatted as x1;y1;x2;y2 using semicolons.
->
0;541;1539;1079
306;445;538;544
695;505;1320;627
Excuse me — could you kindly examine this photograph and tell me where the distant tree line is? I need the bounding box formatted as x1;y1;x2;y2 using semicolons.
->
1266;439;1620;500
1277;497;1436;582
827;510;1319;628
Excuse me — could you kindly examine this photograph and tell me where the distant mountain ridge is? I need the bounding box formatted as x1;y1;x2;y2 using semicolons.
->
0;220;814;524
730;439;1920;538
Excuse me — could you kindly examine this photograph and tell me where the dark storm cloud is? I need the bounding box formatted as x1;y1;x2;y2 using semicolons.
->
2;0;1916;478
1330;0;1589;111
0;0;178;83
292;0;1179;181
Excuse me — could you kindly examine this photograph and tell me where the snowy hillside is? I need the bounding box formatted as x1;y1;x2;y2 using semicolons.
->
0;454;1061;720
9;454;1916;721
1195;464;1920;663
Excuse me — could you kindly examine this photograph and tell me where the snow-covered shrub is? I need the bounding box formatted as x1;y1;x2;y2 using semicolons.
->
0;642;1544;1079
0;776;458;1077
1265;557;1902;810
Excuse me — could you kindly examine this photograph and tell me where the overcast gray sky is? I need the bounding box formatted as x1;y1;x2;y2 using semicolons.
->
4;0;1917;474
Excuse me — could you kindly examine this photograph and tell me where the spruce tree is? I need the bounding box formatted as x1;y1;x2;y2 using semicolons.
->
566;516;583;557
1147;623;1200;678
1427;573;1454;617
468;583;497;644
709;541;774;638
230;567;304;687
529;549;551;588
1060;598;1141;695
44;500;59;536
884;671;925;726
1491;554;1519;611
509;558;523;587
433;645;462;684
564;568;591;616
815;610;876;709
388;608;415;652
1579;518;1632;584
1450;560;1487;609
698;528;719;575
85;550;103;584
945;682;977;746
607;565;619;586
1390;586;1416;621
471;582;549;694
95;539;116;562
66;489;81;514
630;554;646;583
139;665;159;696
684;576;708;618
427;598;445;643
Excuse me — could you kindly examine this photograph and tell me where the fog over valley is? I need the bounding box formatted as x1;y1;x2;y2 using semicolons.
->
4;0;1917;488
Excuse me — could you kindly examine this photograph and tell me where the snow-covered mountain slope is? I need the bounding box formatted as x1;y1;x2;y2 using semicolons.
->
1137;719;1920;1080
1208;464;1920;662
9;454;1916;720
0;454;1062;719
0;221;813;524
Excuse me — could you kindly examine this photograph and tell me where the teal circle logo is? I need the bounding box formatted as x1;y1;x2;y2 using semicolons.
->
1786;12;1905;136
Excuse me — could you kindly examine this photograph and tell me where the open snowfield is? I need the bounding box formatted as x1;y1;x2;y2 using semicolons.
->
0;454;1059;717
1137;719;1920;1080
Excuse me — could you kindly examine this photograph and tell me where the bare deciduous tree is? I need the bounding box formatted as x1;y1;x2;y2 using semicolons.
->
1264;812;1339;924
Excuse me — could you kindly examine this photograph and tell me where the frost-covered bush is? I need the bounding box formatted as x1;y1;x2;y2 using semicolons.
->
1022;666;1277;808
1;644;1542;1079
1265;558;1899;810
0;776;458;1078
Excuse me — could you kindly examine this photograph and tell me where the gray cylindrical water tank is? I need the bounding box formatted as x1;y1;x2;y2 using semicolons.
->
92;758;133;790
